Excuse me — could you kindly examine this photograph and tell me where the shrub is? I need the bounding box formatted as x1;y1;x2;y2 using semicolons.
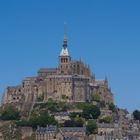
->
75;102;90;110
82;105;100;120
86;120;97;135
100;116;112;123
133;110;140;121
29;111;57;128
64;118;84;127
1;104;20;120
92;92;100;102
69;112;82;119
109;103;116;112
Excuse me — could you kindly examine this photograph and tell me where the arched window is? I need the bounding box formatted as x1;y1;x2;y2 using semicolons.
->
66;58;68;62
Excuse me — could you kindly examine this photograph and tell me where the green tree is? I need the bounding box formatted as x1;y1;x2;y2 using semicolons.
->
92;92;100;102
100;116;112;123
62;95;69;100
86;120;97;135
74;116;84;127
16;120;30;127
75;102;90;110
17;111;57;128
69;112;82;119
58;102;68;112
47;104;58;112
1;104;20;120
36;95;44;102
82;105;100;119
29;111;57;128
133;110;140;121
64;118;84;127
46;100;59;112
109;103;116;112
48;98;53;102
46;101;68;112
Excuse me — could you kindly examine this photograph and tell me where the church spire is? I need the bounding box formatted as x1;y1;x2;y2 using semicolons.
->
63;22;67;49
60;23;69;56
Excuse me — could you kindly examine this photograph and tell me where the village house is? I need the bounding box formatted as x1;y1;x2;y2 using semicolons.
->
36;125;57;140
57;127;86;140
52;112;70;123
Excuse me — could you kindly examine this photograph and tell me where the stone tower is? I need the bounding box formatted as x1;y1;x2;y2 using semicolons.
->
58;28;72;75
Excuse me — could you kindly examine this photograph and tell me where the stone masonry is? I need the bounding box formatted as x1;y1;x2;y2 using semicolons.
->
2;32;113;107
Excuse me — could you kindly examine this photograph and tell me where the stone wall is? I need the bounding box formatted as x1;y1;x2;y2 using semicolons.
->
2;51;114;107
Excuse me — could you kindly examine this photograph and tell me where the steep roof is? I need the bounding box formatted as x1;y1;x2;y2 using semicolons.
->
60;47;69;56
38;68;57;73
60;127;86;133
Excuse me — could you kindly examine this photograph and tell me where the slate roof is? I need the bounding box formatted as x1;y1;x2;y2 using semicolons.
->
38;68;57;73
98;123;114;128
60;127;86;133
47;75;89;79
64;136;79;140
36;125;57;134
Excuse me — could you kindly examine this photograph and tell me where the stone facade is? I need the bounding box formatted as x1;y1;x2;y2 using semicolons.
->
2;33;113;107
36;126;86;140
20;127;33;139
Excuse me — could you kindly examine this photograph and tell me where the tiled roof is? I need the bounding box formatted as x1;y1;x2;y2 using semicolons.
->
38;68;57;73
60;127;86;133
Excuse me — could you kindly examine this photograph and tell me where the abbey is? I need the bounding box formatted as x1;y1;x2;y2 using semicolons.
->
2;32;113;107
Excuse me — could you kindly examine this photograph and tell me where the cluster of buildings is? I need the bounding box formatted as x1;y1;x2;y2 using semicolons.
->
33;110;140;140
1;32;140;140
36;126;86;140
2;32;113;110
97;109;140;140
19;111;140;140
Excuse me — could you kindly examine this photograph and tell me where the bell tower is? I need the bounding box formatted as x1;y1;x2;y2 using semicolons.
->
58;25;71;75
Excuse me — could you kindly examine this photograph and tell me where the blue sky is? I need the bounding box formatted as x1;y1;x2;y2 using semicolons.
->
0;0;140;112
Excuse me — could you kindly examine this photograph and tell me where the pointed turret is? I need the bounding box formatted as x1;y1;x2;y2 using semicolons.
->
58;24;71;75
63;22;67;49
60;23;69;56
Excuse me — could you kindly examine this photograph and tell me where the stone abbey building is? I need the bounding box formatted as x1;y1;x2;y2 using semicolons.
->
2;32;113;106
